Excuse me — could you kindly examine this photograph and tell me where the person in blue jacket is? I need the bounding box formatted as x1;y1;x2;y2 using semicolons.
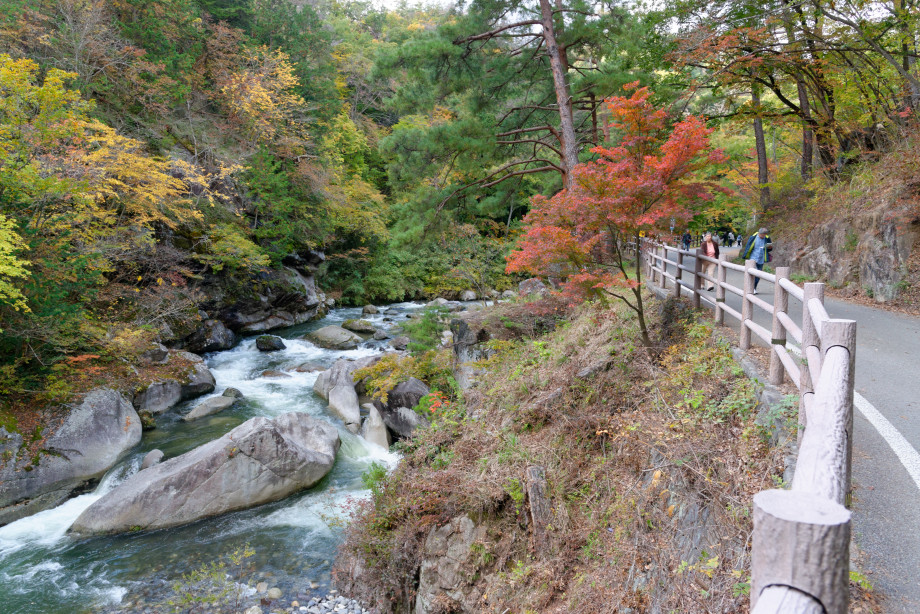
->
742;227;773;294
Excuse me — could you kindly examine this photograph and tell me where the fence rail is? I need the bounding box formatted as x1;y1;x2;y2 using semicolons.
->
639;239;855;614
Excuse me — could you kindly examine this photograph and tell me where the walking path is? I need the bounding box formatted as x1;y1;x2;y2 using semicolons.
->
661;247;920;613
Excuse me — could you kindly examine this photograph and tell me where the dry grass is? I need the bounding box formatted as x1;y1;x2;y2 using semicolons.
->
335;296;801;613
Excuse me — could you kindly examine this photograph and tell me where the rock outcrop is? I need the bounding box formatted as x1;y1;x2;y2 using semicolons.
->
0;389;142;526
184;319;236;354
786;208;920;302
69;412;340;534
450;319;493;391
518;277;548;297
307;325;362;350
216;265;326;334
414;515;487;614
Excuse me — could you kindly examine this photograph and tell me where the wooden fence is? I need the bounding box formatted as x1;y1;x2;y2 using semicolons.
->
640;239;856;614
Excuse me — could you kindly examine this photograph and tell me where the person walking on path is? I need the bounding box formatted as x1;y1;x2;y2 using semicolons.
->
700;233;720;290
681;230;692;251
742;227;773;294
727;231;735;247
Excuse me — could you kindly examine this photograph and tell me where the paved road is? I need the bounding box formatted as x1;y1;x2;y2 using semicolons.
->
659;248;920;612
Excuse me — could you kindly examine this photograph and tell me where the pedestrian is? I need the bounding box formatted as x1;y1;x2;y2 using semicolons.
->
700;232;720;290
681;230;691;251
742;227;773;294
727;230;735;246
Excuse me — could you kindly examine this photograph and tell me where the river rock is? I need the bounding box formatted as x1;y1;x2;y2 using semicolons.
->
174;351;217;400
256;335;286;352
360;405;391;449
372;378;430;439
518;277;548;296
314;357;382;433
292;361;325;373
222;387;245;399
342;319;376;334
132;380;182;415
459;290;477;301
69;413;340;534
267;587;282;599
373;330;388;341
0;389;142;526
389;336;409;351
427;298;448;307
184;320;236;354
140;449;164;470
261;370;290;378
184;396;236;421
501;290;517;299
362;305;378;315
307;326;362;350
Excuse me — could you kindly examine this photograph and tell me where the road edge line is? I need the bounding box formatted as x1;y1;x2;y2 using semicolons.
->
853;391;920;492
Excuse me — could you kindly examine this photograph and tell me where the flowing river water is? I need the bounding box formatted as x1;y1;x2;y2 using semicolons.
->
0;303;423;613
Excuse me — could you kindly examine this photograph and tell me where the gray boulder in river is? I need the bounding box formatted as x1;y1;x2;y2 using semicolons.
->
0;389;142;526
69;412;340;534
314;356;381;433
306;325;362;350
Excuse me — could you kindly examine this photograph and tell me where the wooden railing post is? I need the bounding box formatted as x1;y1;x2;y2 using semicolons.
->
799;282;825;441
740;259;755;350
673;250;683;298
769;266;790;385
752;489;851;614
715;254;727;325
692;248;702;308
820;319;857;506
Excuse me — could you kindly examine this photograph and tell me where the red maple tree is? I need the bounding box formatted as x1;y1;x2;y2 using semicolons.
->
506;83;727;345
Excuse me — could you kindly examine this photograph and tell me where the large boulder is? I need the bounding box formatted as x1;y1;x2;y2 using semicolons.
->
69;413;340;534
360;404;391;449
389;336;409;351
0;389;142;526
373;378;430;439
459;290;477;302
184;319;236;354
256;335;286;352
183;396;236;421
362;305;378;315
342;319;376;334
307;325;362;350
314;357;381;433
132;351;216;414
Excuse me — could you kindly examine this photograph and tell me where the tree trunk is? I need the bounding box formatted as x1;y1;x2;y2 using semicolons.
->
539;0;579;187
797;79;815;180
752;85;771;211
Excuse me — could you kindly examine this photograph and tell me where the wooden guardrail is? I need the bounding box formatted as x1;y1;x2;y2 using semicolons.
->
639;239;855;614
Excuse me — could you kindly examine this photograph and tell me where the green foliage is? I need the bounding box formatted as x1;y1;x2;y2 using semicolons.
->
401;306;449;353
354;350;455;405
362;461;389;502
168;543;255;613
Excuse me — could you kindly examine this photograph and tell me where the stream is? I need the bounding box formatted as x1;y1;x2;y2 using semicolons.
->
0;303;424;613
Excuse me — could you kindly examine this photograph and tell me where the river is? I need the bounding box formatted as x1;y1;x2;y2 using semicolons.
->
0;303;422;613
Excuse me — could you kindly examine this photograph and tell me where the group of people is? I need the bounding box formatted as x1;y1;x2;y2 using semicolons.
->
684;228;773;295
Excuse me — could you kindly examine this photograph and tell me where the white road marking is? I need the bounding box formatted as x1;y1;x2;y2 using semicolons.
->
853;391;920;493
788;338;920;493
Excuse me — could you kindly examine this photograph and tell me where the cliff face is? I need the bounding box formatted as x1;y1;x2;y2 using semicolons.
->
785;208;920;302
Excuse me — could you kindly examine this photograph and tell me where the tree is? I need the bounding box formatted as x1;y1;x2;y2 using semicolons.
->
507;83;727;346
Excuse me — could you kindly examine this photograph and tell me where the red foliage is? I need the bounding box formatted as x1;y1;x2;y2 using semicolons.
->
507;83;727;301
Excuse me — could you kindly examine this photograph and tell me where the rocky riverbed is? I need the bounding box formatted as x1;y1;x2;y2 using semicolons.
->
0;303;422;613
